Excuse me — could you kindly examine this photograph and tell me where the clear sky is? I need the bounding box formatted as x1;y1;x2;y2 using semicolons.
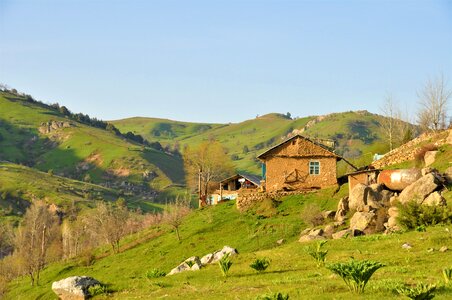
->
1;0;451;123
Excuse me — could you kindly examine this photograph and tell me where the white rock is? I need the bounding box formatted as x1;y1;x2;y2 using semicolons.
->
52;276;101;300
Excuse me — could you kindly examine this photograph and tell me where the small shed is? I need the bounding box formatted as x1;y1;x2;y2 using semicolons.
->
346;169;380;191
209;173;261;205
257;135;351;192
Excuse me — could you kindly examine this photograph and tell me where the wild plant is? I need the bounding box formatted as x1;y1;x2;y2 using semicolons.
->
219;254;232;277
305;240;328;267
250;257;271;273
396;283;436;300
256;292;289;300
88;284;108;296
443;267;452;284
327;259;384;294
145;268;166;279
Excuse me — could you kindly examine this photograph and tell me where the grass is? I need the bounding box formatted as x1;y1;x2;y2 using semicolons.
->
5;190;452;299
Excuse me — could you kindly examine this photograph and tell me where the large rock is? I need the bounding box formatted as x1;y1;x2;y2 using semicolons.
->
335;196;349;222
349;184;370;211
52;276;101;300
444;167;452;184
299;234;326;243
424;151;438;166
423;191;446;206
332;229;351;239
211;246;238;264
350;211;376;233
167;256;202;275
398;173;439;204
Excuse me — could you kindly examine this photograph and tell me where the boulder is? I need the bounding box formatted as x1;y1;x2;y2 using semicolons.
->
388;206;399;218
398;173;439;204
323;225;335;238
423;191;446;206
308;228;323;237
335;197;349;222
52;276;101;300
349;184;370;211
322;210;336;220
350;211;376;233
299;234;326;243
444;167;452;184
332;229;351;239
200;253;214;265
447;129;452;145
167;256;202;275
424;151;438;167
211;246;238;264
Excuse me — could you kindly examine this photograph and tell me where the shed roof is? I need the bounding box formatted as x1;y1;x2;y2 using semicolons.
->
220;173;262;186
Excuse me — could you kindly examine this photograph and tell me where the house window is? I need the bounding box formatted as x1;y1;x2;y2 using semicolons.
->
309;161;320;175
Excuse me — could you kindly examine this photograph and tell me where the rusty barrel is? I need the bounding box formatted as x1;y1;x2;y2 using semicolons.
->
377;168;421;191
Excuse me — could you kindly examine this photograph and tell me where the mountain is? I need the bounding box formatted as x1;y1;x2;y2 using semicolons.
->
0;91;185;203
112;111;400;175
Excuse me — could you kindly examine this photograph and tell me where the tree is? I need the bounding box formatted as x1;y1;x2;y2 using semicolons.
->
14;201;59;286
85;202;129;254
380;94;402;151
183;141;234;206
163;195;191;241
417;74;451;131
0;223;13;258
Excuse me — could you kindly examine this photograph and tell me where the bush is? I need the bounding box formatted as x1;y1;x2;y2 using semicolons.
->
396;283;436;300
250;257;270;273
327;259;384;294
219;254;232;277
88;284;108;297
256;292;289;300
300;203;324;227
145;268;166;279
305;240;328;267
397;201;452;230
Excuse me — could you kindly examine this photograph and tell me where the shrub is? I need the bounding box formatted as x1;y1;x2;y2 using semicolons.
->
145;268;166;279
305;240;328;267
396;283;436;300
397;201;452;230
88;284;108;296
256;292;289;300
250;257;270;273
219;254;232;277
443;267;452;284
300;203;324;227
327;259;385;294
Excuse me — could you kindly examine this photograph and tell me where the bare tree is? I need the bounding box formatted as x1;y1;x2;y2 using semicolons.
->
0;223;13;259
163;195;191;242
14;201;59;286
85;202;129;254
380;94;400;151
183;141;234;206
417;74;451;131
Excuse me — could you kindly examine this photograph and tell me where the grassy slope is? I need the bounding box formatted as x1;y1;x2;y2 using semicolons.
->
5;185;451;299
0;92;184;192
112;111;392;175
0;162;121;219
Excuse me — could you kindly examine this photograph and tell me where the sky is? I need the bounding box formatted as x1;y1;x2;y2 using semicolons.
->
0;0;451;123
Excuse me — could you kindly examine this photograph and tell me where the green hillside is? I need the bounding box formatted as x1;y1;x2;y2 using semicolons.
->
5;187;452;299
0;92;185;198
112;111;397;175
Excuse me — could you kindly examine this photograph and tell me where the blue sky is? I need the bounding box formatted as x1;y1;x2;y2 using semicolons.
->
1;0;451;123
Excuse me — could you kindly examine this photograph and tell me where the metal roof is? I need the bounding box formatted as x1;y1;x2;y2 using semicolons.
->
220;173;262;186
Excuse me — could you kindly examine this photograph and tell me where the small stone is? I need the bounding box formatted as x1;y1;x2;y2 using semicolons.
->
276;239;285;245
402;243;412;249
427;248;434;253
439;246;448;253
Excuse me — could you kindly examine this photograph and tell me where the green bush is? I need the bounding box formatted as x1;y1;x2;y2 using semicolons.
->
256;292;289;300
250;257;270;273
397;201;452;230
145;268;166;279
327;259;384;294
88;284;108;297
219;254;232;277
396;283;436;300
305;240;328;267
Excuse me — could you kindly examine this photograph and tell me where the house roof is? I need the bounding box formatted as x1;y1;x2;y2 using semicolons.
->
220;173;262;186
256;134;339;160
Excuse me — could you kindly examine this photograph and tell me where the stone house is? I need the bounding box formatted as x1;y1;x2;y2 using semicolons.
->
257;135;343;192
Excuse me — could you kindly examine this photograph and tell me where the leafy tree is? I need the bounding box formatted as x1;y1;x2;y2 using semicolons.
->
183;141;234;206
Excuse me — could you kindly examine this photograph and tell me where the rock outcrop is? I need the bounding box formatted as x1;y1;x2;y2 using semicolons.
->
399;173;439;204
52;276;101;300
167;256;202;275
39;120;74;134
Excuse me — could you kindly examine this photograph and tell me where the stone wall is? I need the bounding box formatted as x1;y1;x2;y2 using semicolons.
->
236;189;316;211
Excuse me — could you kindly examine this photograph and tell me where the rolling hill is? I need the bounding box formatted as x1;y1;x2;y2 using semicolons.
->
0;91;185;205
112;111;404;175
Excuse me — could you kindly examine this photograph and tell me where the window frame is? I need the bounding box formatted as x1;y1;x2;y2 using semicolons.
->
309;160;320;175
